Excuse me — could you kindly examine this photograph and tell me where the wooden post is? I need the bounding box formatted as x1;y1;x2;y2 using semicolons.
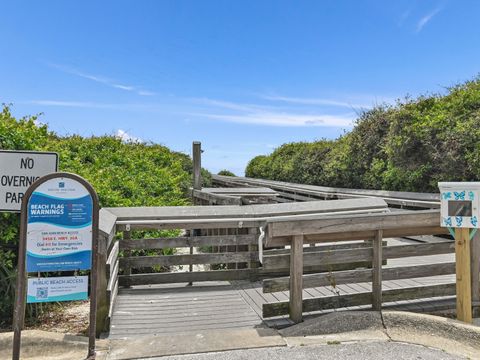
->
455;228;472;323
123;230;132;287
289;235;304;323
191;142;201;284
95;231;109;336
471;231;480;317
88;200;100;359
372;229;383;311
12;208;28;360
193;141;202;191
249;228;259;270
188;230;194;286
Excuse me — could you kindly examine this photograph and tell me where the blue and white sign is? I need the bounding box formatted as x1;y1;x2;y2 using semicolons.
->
26;177;93;272
27;276;88;303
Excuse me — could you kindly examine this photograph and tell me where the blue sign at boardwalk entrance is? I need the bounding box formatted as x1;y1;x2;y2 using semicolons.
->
26;177;93;272
13;172;100;360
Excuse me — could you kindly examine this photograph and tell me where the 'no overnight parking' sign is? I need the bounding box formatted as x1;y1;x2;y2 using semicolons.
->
0;150;58;212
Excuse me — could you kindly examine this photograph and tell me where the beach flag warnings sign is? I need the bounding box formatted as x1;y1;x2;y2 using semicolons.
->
12;172;100;360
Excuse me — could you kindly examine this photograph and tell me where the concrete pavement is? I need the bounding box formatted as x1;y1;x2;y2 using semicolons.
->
0;330;109;360
143;341;463;360
2;311;479;359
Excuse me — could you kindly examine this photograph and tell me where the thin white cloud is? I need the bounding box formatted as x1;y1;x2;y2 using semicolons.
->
260;94;372;109
27;100;116;108
26;96;355;128
112;84;135;91
416;6;443;32
192;111;354;127
25;100;164;111
115;129;143;143
48;63;155;96
138;90;156;96
33;119;45;127
189;97;356;127
192;98;269;112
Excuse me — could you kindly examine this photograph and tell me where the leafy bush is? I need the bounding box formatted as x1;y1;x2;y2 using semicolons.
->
0;106;203;326
217;169;236;176
246;76;480;192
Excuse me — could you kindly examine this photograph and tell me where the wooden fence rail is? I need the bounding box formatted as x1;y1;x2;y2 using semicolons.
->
263;262;457;293
261;238;461;318
262;241;455;269
116;224;261;288
261;209;480;321
263;283;457;318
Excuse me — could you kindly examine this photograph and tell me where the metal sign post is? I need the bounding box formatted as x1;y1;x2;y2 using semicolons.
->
439;182;480;323
12;172;99;360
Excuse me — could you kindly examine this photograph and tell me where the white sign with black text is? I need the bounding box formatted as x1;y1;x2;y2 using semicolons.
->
0;150;58;211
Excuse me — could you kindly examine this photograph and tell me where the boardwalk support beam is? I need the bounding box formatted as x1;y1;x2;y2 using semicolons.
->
472;231;480;317
455;228;472;322
289;234;304;323
372;229;383;310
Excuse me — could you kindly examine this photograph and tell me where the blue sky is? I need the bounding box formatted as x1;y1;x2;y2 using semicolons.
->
1;1;479;175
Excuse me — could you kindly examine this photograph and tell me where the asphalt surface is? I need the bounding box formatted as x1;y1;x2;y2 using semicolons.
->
144;341;464;360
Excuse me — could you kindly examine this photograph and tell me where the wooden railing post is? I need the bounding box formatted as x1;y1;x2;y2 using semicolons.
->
191;142;202;282
472;231;480;317
193;141;202;192
249;228;259;270
372;229;383;310
123;230;132;287
289;235;304;323
95;230;109;336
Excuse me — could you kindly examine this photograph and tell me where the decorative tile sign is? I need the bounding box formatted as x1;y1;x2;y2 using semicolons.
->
439;182;480;229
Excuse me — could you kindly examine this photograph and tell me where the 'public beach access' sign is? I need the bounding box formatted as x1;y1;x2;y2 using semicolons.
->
27;276;89;303
0;150;58;212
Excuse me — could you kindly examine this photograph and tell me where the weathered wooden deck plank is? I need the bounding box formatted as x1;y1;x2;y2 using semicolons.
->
109;281;264;339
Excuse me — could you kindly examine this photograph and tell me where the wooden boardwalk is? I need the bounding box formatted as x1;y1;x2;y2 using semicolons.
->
109;281;264;339
108;237;456;339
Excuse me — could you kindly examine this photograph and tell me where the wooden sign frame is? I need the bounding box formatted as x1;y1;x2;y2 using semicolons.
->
12;172;100;360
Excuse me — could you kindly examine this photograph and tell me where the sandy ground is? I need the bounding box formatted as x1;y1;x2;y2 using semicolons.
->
24;301;90;336
173;246;207;272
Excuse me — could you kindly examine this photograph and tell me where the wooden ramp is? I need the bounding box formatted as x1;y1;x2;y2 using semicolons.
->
108;238;457;339
109;277;456;340
109;281;263;339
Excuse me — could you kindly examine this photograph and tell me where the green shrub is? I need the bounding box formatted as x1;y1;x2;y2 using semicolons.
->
245;76;480;192
0;105;205;326
217;169;236;176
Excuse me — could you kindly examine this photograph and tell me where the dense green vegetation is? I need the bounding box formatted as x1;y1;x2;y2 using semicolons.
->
246;77;480;192
0;106;203;326
217;169;236;176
